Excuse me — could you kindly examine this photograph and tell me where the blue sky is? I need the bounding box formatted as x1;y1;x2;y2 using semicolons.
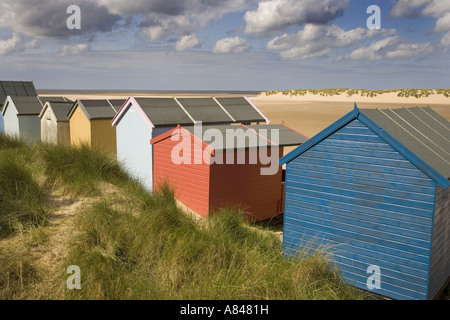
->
0;0;449;91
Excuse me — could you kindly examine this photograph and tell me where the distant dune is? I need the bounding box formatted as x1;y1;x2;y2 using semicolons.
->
38;88;450;149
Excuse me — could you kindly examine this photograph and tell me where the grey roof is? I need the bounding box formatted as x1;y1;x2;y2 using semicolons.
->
360;106;450;179
135;98;194;126
246;124;308;146
73;99;125;120
183;124;306;151
215;97;266;123
41;102;74;121
176;98;233;124
0;81;37;105
4;96;43;115
114;97;268;128
39;96;72;104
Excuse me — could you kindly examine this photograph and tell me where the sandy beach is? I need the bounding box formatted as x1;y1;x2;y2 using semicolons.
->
40;89;450;142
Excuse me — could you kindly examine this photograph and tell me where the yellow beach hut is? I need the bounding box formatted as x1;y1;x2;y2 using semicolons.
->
68;99;125;154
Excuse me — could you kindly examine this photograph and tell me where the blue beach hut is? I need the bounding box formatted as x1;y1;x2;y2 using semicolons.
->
280;105;449;300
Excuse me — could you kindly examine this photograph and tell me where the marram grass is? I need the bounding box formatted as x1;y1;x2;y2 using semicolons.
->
0;134;363;300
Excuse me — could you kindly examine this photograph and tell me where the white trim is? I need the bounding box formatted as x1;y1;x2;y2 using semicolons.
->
212;97;236;122
244;96;270;124
174;97;197;123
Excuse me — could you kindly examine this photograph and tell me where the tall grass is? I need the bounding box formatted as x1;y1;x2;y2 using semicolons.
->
0;135;362;300
0;149;48;237
39;143;130;195
63;185;361;300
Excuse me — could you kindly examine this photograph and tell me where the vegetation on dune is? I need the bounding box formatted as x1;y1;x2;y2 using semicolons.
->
0;135;364;300
0;137;47;237
263;88;450;98
63;191;361;300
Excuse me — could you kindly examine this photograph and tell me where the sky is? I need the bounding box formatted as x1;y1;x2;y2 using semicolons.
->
0;0;449;91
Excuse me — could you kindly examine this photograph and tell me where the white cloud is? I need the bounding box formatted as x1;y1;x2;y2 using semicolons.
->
267;24;395;60
100;0;251;42
244;0;349;37
0;33;38;55
0;0;121;39
175;34;201;51
60;43;90;56
390;0;450;46
139;15;195;42
440;32;450;46
213;36;251;54
343;36;433;60
389;0;430;18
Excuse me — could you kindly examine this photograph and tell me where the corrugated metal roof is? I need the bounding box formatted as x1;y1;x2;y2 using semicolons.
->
360;106;450;179
183;124;306;150
177;98;233;124
135;98;194;126
215;97;266;123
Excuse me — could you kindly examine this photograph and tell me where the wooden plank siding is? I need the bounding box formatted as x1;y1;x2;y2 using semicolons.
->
209;147;283;222
18;115;41;142
116;105;154;190
41;107;71;145
283;119;437;300
428;183;450;298
70;105;91;147
153;132;210;216
91;119;117;155
0;112;4;134
56;121;71;146
3;100;20;137
41;107;57;144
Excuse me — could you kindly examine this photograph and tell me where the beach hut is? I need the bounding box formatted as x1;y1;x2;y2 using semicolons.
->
111;96;269;190
68;99;125;154
279;105;450;300
0;81;38;134
39;100;74;145
151;123;307;221
1;96;67;142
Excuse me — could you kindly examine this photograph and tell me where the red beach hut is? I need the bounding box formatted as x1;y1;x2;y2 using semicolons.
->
151;123;307;221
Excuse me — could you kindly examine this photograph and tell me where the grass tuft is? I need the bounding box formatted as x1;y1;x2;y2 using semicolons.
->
0;150;48;237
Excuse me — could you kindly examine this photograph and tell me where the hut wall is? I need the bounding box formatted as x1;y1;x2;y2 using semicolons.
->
70;105;91;147
91;119;117;155
428;183;450;299
283;119;437;300
153;132;210;216
56;121;71;146
3;101;20;137
209;147;283;222
18;115;41;142
116;104;154;190
41;107;58;144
